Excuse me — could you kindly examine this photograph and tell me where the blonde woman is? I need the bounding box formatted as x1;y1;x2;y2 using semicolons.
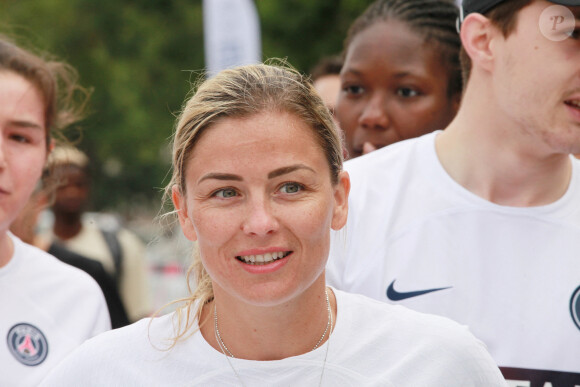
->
42;63;505;386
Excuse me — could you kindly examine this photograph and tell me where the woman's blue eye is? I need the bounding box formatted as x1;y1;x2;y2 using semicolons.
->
280;183;302;194
396;88;419;98
214;188;237;198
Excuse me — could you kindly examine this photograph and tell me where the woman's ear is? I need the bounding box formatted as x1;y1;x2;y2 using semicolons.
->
172;185;197;241
331;171;350;231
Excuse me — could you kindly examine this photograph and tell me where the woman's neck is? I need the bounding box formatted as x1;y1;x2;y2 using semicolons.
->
200;281;336;361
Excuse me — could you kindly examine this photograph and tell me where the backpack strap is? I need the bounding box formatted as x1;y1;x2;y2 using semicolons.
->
100;228;123;284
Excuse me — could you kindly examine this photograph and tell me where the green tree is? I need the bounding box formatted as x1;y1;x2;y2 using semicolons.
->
0;0;370;217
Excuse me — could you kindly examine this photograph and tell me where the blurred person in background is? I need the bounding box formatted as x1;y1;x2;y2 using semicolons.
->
45;146;151;322
0;35;110;386
310;55;343;127
337;0;462;158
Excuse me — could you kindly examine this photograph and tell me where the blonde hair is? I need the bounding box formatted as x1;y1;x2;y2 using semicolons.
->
163;61;344;346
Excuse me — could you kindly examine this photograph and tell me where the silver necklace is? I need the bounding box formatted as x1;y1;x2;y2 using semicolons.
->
213;288;333;386
312;289;332;351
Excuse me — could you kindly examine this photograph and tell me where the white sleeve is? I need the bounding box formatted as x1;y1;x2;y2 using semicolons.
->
413;323;508;386
65;267;112;336
90;287;112;336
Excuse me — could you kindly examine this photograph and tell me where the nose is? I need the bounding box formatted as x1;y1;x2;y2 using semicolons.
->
241;196;279;237
358;93;389;131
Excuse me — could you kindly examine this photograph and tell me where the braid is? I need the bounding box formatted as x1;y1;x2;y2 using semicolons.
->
344;0;462;97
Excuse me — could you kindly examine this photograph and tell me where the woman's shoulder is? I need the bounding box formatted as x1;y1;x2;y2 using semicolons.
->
62;316;157;358
332;289;506;385
88;312;178;351
41;313;181;385
333;288;493;360
335;288;475;341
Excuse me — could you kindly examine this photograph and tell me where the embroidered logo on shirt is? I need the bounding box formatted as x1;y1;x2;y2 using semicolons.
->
386;279;452;301
7;323;49;366
570;285;580;332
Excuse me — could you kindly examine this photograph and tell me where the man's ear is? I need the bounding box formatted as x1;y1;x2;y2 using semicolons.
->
461;13;498;74
331;171;350;231
172;185;197;241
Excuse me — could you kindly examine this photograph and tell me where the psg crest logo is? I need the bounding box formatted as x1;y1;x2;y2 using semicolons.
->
571;286;580;332
7;323;49;366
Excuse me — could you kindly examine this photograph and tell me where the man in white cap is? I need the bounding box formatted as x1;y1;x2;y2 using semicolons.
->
327;0;580;384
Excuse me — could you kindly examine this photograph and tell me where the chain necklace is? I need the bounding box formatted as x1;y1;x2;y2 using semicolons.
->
213;288;333;386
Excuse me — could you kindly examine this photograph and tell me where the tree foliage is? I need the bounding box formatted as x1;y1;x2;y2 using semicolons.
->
0;0;371;216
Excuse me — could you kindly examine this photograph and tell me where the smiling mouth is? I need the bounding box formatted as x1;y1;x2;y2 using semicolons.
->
236;251;292;265
565;99;580;110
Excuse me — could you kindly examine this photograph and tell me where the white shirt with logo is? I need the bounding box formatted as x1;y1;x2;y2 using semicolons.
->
0;234;111;386
41;288;506;386
327;131;580;384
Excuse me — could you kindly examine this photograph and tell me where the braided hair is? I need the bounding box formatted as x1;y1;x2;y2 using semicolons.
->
344;0;462;97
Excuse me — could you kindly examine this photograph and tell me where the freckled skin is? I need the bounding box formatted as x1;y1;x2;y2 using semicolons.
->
173;111;349;310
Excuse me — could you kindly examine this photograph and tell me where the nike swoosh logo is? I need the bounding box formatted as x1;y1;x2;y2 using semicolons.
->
386;280;452;301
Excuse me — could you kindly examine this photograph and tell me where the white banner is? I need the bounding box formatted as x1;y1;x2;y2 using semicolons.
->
203;0;261;78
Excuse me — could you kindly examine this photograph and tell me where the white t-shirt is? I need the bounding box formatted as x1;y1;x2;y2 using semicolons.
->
327;131;580;384
0;233;111;387
41;288;505;386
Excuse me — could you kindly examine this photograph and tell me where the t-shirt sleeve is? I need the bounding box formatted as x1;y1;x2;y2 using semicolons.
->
91;288;112;336
419;322;508;386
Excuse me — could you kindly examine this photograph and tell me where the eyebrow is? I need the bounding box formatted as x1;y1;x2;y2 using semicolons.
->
343;68;421;80
198;164;315;183
199;173;243;183
341;68;362;77
268;164;315;179
9;120;44;130
392;72;423;81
